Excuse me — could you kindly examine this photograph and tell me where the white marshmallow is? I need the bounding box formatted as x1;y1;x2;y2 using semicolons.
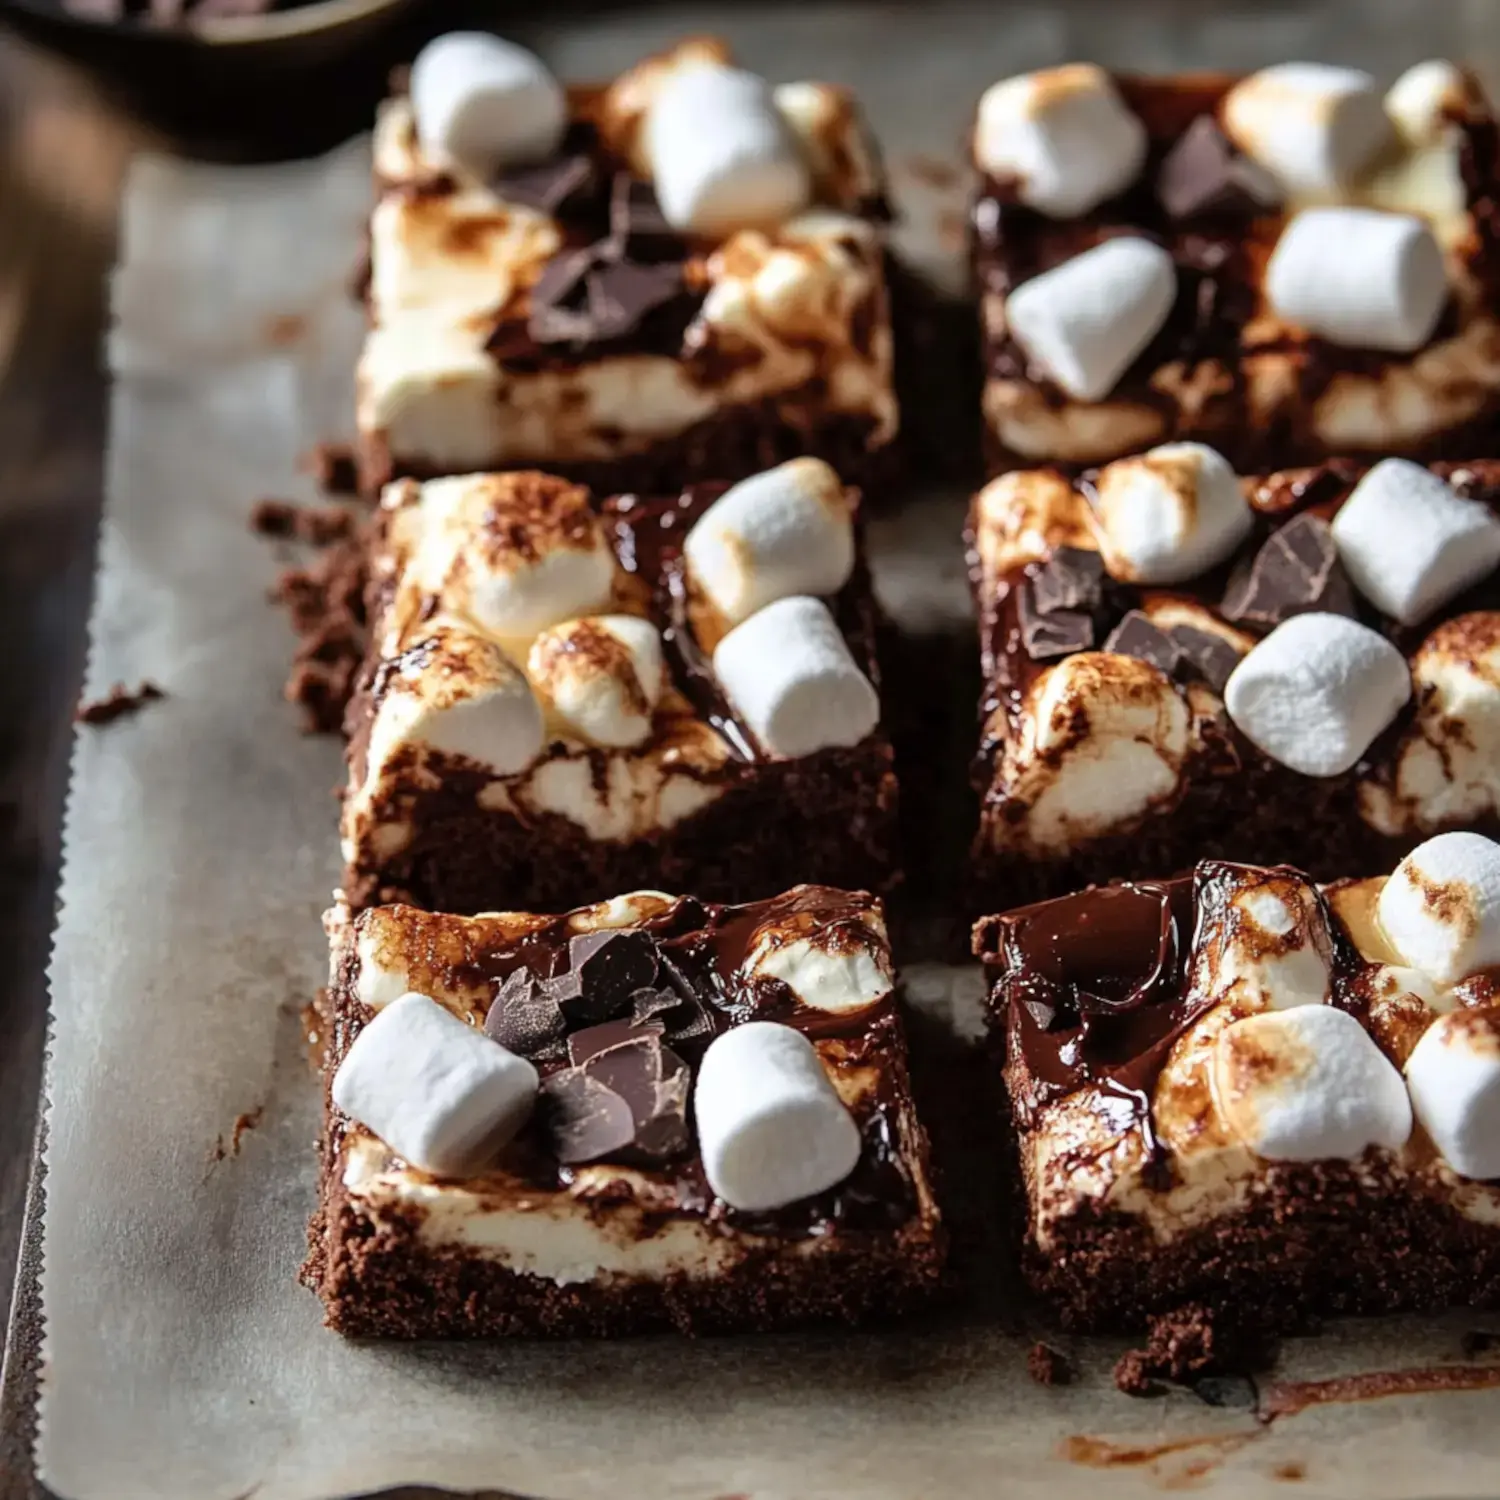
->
1091;442;1252;585
713;596;879;759
1194;867;1335;1013
1212;1005;1413;1162
1223;613;1410;777
527;614;664;749
642;64;811;235
1331;459;1500;626
694;1021;862;1211
743;904;893;1014
1378;832;1500;985
1265;207;1447;354
1405;1009;1500;1179
973;64;1147;218
1005;238;1177;403
409;33;566;176
368;627;545;777
683;458;855;627
332;991;539;1177
1385;61;1468;147
1221;63;1392;195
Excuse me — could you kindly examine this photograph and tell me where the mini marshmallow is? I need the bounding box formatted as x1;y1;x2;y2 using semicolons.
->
332;991;539;1176
1211;1005;1412;1162
694;1021;862;1211
370;628;545;777
1091;442;1252;585
410;33;567;175
744;905;893;1014
974;64;1148;218
713;595;879;759
1223;613;1410;777
1405;1009;1500;1179
1221;63;1392;195
1377;832;1500;985
1005;237;1177;403
527;614;664;749
1265;207;1447;354
642;63;811;235
1330;459;1500;626
682;458;855;627
1385;61;1469;147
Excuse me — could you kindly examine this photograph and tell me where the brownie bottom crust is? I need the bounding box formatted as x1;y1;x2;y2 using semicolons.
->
344;749;900;916
359;402;898;504
1022;1163;1500;1339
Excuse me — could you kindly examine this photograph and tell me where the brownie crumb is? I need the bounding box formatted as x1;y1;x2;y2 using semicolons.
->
252;497;355;545
1027;1341;1074;1386
75;681;165;725
1113;1350;1166;1398
301;441;360;497
1115;1302;1276;1397
272;532;368;733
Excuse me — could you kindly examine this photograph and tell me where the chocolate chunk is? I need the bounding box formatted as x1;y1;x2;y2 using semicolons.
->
663;991;716;1046
493;155;599;216
586;259;689;343
526;247;598;345
630;986;682;1023
1017;582;1094;660
1104;611;1182;676
548;1026;692;1163
1156;115;1282;219
1221;513;1355;628
483;968;567;1060
541;1070;637;1164
1032;546;1105;615
563;928;661;1022
567;1017;664;1068
1168;624;1242;694
634;1047;691;1158
609;174;681;261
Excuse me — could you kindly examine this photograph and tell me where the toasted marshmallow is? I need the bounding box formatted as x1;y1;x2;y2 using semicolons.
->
1406;1009;1500;1178
1223;613;1410;777
1005;237;1177;403
409;33;566;176
1211;1004;1412;1162
424;474;616;639
1091;442;1252;585
1016;651;1190;846
1265;207;1446;354
1385;60;1469;147
713;596;878;759
1221;63;1392;196
332;991;539;1177
366;626;545;777
1377;832;1500;986
973;64;1147;218
1331;460;1500;626
642;63;811;235
743;901;893;1014
527;614;664;749
772;82;882;210
694;1021;862;1211
683;458;855;628
1193;865;1335;1013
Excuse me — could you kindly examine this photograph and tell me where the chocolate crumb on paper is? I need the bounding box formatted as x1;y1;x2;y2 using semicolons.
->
251;497;355;545
1027;1341;1075;1386
300;442;360;498
75;681;165;725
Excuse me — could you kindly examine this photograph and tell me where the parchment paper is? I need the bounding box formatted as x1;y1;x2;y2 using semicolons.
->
35;6;1500;1499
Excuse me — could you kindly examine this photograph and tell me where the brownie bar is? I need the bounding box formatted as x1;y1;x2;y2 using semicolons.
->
305;886;945;1337
971;63;1500;472
342;466;899;916
967;455;1500;913
359;36;898;495
973;852;1500;1336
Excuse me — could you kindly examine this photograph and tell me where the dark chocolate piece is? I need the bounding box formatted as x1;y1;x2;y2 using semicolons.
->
1032;546;1105;616
1155;115;1282;219
494;155;599;217
540;1069;637;1164
609;174;681;261
549;1020;692;1161
1168;624;1242;693
75;681;166;725
1018;582;1094;660
1221;513;1354;628
526;248;600;345
587;259;690;342
1104;611;1182;676
564;928;661;1023
567;1017;664;1067
484;969;568;1060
